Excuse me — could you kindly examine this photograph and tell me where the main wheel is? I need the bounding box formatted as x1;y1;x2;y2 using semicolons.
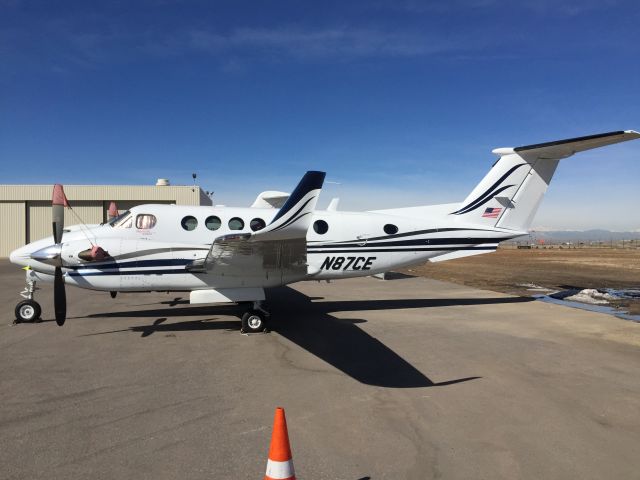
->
241;309;267;333
15;300;41;323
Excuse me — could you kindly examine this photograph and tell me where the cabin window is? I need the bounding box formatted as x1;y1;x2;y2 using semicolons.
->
205;216;221;231
181;216;198;231
384;224;398;235
228;217;244;230
250;218;266;231
136;214;157;230
313;220;329;234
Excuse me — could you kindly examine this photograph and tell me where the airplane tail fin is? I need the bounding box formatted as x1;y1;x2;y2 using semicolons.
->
255;170;325;241
452;130;640;231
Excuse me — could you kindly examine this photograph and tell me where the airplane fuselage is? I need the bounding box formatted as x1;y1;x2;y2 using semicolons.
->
10;203;516;292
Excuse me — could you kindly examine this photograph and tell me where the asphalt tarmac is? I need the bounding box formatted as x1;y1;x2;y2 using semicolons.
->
1;260;639;479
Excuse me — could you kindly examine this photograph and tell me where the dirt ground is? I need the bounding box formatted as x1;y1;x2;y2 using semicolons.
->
405;248;640;314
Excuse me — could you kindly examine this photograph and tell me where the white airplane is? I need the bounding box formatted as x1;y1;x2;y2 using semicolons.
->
9;130;639;332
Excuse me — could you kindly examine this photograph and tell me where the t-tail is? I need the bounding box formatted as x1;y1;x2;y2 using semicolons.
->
452;130;640;231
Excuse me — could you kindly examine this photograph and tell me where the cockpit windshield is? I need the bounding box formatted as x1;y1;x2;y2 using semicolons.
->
109;210;132;228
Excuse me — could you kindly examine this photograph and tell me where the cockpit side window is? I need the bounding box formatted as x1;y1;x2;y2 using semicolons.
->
111;211;132;228
136;214;157;229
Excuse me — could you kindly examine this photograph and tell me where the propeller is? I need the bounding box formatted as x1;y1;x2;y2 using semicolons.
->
52;184;68;326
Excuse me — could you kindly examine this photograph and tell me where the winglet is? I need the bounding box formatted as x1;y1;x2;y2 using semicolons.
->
270;171;325;224
253;171;325;241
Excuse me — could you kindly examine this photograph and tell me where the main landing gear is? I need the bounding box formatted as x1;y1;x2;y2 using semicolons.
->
240;301;270;334
14;273;41;323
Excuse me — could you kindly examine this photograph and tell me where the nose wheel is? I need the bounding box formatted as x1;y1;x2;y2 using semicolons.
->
15;299;42;323
14;272;41;324
240;301;270;334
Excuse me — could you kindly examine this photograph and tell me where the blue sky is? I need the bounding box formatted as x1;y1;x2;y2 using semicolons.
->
1;0;639;230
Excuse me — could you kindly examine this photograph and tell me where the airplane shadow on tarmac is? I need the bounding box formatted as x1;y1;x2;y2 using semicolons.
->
81;287;534;388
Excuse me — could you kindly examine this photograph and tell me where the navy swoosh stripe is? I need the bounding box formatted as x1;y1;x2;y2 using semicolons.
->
452;163;526;214
453;163;525;213
70;259;194;270
454;184;515;214
271;211;311;232
270;171;325;223
111;247;209;261
308;246;497;254
270;198;314;231
308;236;514;249
68;268;190;277
308;227;499;246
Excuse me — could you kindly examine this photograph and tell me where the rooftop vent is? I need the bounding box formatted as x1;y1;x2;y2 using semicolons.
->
156;178;170;186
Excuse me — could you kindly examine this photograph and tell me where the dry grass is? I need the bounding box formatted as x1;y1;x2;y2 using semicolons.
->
404;248;640;314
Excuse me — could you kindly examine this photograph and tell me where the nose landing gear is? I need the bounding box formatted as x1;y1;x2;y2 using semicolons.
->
14;273;41;323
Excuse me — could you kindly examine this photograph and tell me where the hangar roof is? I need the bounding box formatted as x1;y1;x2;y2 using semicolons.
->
0;184;212;206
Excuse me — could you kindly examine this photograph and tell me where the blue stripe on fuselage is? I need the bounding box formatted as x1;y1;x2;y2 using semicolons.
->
70;259;193;270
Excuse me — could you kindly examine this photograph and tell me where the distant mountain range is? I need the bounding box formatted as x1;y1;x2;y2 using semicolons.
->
520;230;640;242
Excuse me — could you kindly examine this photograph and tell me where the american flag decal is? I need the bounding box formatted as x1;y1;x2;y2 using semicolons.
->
482;207;502;218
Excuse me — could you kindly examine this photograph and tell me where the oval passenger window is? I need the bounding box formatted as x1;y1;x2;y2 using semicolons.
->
136;214;157;229
384;224;398;235
205;216;221;231
228;217;244;230
250;218;266;231
313;220;329;234
181;216;198;231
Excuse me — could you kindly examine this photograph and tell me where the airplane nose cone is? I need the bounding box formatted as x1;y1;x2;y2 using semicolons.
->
9;245;30;267
30;244;63;267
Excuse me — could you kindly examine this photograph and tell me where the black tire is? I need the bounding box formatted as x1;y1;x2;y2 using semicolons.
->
241;309;266;333
15;300;41;323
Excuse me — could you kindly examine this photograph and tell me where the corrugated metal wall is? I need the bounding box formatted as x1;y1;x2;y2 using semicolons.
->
27;201;105;243
0;202;26;257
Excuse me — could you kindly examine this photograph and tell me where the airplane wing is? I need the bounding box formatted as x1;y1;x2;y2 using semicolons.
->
189;171;325;281
509;130;640;159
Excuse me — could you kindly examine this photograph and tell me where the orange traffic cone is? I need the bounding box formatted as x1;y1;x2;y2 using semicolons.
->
264;407;296;480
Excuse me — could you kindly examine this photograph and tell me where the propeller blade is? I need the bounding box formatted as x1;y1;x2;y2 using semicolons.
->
52;184;68;244
52;184;69;325
54;267;67;326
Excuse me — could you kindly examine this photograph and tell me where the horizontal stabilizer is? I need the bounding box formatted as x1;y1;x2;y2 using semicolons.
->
493;130;640;160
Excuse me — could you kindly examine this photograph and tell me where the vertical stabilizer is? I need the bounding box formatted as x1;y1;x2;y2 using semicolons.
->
452;130;639;231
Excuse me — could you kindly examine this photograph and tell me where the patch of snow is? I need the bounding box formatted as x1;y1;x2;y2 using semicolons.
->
564;289;617;305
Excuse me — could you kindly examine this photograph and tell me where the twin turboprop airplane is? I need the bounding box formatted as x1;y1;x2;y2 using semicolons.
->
9;130;640;332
